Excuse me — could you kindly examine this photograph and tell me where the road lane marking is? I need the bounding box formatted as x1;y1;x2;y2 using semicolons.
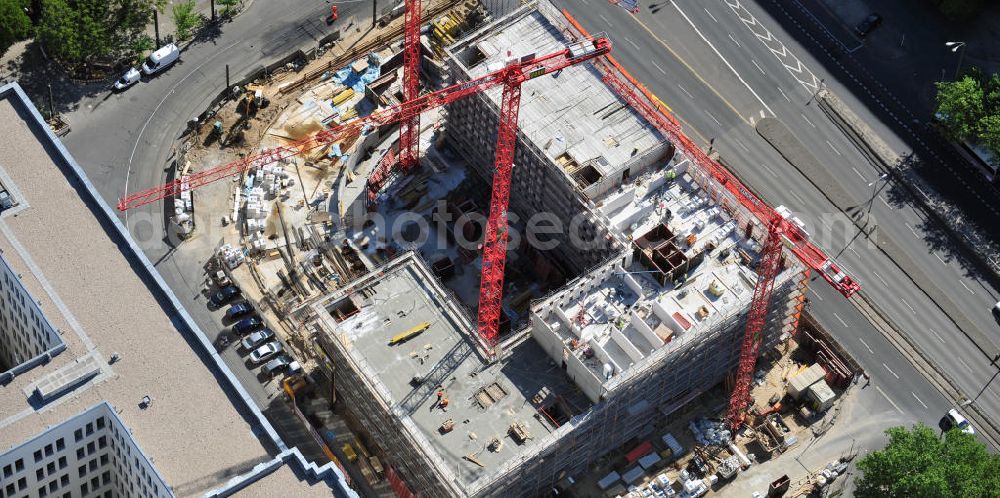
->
653;60;667;75
882;363;899;379
728;33;741;47
723;0;822;92
905;222;919;238
900;298;915;314
734;138;750;152
959;280;975;294
789;190;805;204
599;13;613;27
833;313;848;328
625;36;640;50
957;356;972;372
911;392;928;409
849;246;859;257
851;167;866;181
705;110;722;126
751;59;766;74
812;291;824;301
826;140;842;155
778;86;790;102
879;196;892;208
671;1;775;116
858;338;873;354
677;84;694;98
930;328;945;344
761;163;777;177
800;113;815;127
876;386;904;414
619;10;753;127
704;7;719;22
872;271;888;287
935;253;946;264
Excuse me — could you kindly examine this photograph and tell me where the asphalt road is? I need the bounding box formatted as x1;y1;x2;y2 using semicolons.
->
555;0;999;441
59;0;373;410
52;0;998;447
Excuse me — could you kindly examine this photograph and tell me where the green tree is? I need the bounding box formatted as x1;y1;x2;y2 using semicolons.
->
855;424;1000;498
935;76;985;141
36;0;155;66
172;0;200;41
218;0;238;16
938;0;989;19
0;0;32;55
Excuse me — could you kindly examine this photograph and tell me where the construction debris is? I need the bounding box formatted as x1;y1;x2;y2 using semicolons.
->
689;418;731;446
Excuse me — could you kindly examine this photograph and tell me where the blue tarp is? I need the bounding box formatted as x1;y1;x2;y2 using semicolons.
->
332;53;382;93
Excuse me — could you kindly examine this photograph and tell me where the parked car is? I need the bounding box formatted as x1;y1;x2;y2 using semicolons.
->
141;43;180;75
240;328;275;351
226;303;254;320
250;342;284;364
211;285;241;306
112;68;141;91
854;13;882;37
944;408;975;434
232;316;263;335
262;355;302;377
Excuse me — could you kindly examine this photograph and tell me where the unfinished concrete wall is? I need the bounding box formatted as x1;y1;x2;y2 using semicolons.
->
445;91;621;275
471;273;802;498
316;331;459;497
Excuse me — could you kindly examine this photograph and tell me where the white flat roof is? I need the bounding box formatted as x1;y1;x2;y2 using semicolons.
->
454;9;664;179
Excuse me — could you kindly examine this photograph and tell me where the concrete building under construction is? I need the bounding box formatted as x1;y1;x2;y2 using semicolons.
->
306;2;809;497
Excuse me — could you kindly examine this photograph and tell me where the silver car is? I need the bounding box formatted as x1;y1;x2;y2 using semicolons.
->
249;342;283;364
240;328;274;351
262;355;302;377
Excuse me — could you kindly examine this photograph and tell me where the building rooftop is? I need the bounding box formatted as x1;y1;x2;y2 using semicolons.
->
228;464;338;498
448;7;665;198
312;253;590;490
0;86;274;497
530;159;777;401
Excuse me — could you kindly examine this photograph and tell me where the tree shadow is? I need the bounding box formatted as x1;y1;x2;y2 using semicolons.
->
3;40;113;117
187;17;226;48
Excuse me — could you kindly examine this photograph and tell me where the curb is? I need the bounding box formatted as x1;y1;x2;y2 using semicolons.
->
751;116;1000;447
851;293;1000;450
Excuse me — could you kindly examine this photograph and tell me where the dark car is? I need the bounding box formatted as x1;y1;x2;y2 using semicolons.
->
232;316;263;335
855;14;882;37
211;285;241;306
226;303;254;320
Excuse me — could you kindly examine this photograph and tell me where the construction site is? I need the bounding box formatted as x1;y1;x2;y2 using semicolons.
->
110;0;866;497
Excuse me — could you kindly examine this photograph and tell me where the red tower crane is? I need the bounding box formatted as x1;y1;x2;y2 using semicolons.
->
116;38;612;355
365;0;422;210
558;10;859;430
399;0;422;171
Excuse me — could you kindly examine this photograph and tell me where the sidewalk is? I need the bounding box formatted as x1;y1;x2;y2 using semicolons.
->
149;0;248;45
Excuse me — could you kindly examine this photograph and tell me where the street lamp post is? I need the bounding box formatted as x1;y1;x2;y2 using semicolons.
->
945;41;966;80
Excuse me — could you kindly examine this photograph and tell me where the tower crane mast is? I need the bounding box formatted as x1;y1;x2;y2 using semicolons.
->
558;9;859;430
116;37;611;358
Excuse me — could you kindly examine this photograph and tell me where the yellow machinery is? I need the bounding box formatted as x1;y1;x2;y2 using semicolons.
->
388;321;431;345
342;443;358;462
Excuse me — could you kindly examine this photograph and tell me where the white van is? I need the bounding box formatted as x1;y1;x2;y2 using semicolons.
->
141;43;179;75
